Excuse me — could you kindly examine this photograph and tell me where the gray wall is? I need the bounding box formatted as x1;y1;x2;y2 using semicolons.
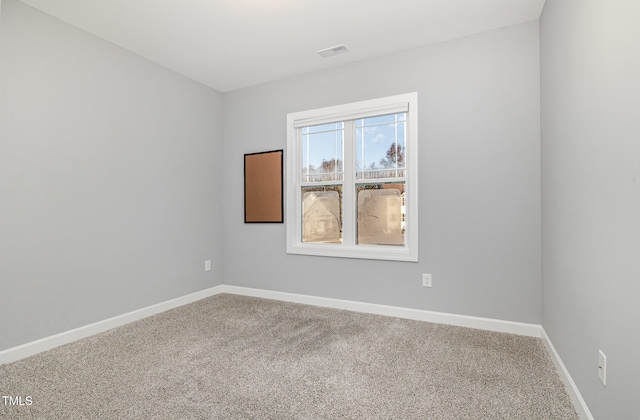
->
3;0;638;415
223;21;542;324
540;0;640;419
0;0;223;351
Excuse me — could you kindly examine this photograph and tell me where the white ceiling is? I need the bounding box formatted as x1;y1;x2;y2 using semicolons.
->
18;0;546;92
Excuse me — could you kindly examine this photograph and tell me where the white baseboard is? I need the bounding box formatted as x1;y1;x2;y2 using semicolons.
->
0;285;223;365
3;282;589;418
1;284;588;417
541;327;594;420
0;284;541;366
219;285;542;337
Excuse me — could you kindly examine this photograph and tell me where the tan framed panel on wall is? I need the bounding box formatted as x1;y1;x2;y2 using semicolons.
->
244;150;284;223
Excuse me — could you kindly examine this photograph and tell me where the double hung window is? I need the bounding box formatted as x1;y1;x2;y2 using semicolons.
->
286;93;418;261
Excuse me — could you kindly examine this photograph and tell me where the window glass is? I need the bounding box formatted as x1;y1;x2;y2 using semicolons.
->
357;183;405;246
356;113;406;180
302;186;342;243
302;122;344;182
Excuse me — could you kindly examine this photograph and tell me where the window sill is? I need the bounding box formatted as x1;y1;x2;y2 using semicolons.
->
286;242;418;262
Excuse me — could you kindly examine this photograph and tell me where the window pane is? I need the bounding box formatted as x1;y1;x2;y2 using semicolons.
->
302;122;344;182
357;183;405;246
302;186;342;243
356;113;406;180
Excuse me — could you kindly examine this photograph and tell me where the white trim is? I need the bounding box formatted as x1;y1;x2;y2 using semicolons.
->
541;328;594;420
284;242;419;262
220;285;541;337
1;284;542;366
286;92;419;262
291;97;410;128
0;286;223;365
1;284;588;418
0;284;588;415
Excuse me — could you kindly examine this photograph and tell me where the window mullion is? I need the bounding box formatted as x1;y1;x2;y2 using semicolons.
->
341;120;356;246
294;128;304;244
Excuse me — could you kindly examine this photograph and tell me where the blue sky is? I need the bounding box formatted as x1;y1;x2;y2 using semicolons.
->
302;113;406;176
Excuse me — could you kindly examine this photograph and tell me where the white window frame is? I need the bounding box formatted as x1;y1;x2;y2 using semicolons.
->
286;93;418;262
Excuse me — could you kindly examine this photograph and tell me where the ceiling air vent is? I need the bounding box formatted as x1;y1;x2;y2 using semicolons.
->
317;44;349;58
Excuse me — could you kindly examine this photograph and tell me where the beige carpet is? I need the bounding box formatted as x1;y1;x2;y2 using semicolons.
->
0;294;578;419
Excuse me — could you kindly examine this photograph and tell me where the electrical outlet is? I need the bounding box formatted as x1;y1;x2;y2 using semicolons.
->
205;260;211;271
422;273;432;287
598;350;606;385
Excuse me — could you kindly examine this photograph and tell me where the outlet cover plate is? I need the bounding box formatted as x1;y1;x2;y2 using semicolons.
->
422;273;432;287
598;350;606;385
